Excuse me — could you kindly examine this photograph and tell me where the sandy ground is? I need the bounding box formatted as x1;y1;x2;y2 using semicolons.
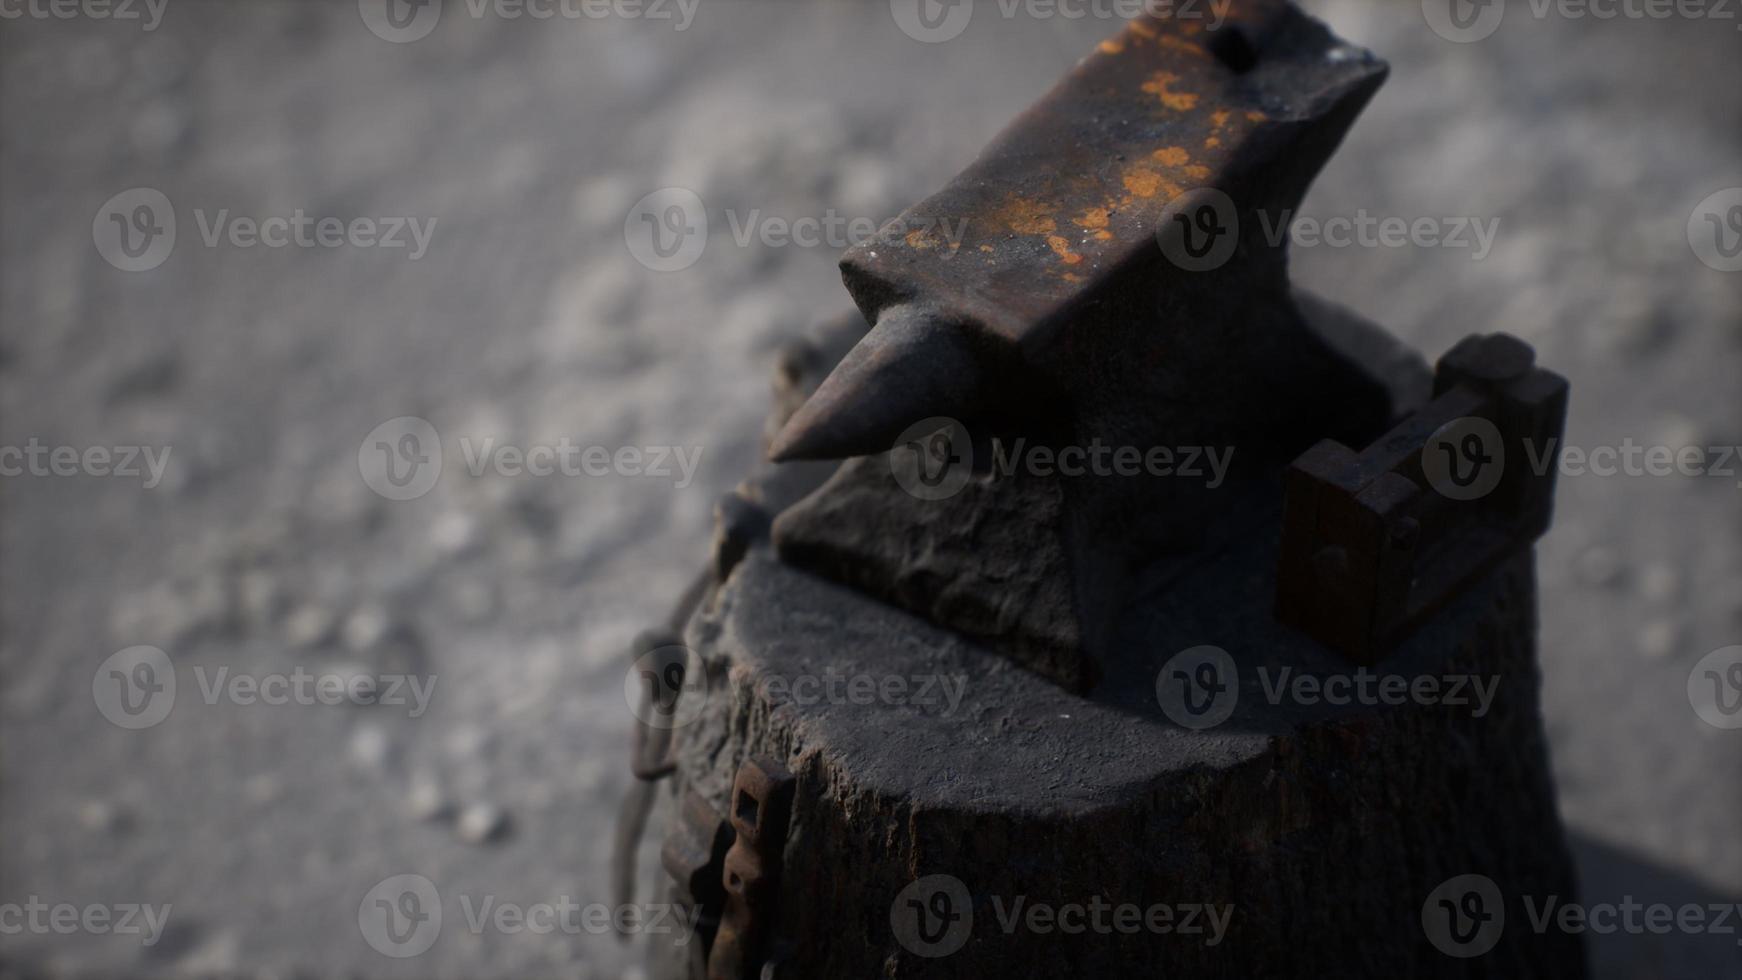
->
1;1;1738;977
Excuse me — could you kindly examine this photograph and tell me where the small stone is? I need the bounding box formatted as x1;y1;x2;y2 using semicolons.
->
349;724;391;771
1571;545;1624;589
1637;619;1681;661
429;510;480;558
282;604;335;649
341;604;393;653
1638;563;1681;604
77;800;126;834
406;777;450;822
455;802;509;844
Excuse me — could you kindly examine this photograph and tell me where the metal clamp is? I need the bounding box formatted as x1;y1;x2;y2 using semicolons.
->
707;756;796;980
1275;333;1568;663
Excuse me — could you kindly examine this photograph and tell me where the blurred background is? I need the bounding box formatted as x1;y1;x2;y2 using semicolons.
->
1;0;1738;976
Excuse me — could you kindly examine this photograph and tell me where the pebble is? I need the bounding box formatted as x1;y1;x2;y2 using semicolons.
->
1638;563;1681;605
77;800;127;835
341;604;393;654
281;604;335;650
1637;619;1682;661
430;510;481;558
349;724;391;771
406;777;450;822
455;802;509;844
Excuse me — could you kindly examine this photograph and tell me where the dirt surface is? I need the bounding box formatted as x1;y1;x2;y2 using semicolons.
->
1;1;1738;977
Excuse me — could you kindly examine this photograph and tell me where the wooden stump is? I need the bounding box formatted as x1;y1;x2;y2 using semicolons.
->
642;298;1583;977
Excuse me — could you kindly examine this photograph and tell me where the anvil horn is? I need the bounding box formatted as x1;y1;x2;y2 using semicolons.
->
768;306;983;462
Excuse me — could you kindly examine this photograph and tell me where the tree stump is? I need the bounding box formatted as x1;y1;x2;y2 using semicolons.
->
641;299;1583;977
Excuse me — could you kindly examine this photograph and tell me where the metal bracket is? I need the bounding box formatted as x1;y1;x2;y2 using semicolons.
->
707;756;796;980
1275;333;1568;663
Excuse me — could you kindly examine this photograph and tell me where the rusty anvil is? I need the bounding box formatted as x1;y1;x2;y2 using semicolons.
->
765;1;1562;690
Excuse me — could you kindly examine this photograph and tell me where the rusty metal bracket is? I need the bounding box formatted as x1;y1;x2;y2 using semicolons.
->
1275;333;1568;663
707;756;796;980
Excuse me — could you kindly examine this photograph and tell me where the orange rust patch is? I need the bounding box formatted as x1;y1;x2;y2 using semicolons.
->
1093;229;1113;241
1141;71;1199;112
1152;146;1191;167
992;197;1058;236
1204;135;1222;149
1046;235;1083;265
1061;272;1084;283
978;244;994;253
1098;38;1124;55
904;228;938;250
1123;169;1162;198
1245;110;1268;122
1182;164;1211;181
1157;35;1206;58
1211;109;1231;130
1128;19;1157;38
1077;206;1111;230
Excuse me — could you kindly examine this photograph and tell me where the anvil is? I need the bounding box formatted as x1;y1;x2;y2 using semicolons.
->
770;2;1406;691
